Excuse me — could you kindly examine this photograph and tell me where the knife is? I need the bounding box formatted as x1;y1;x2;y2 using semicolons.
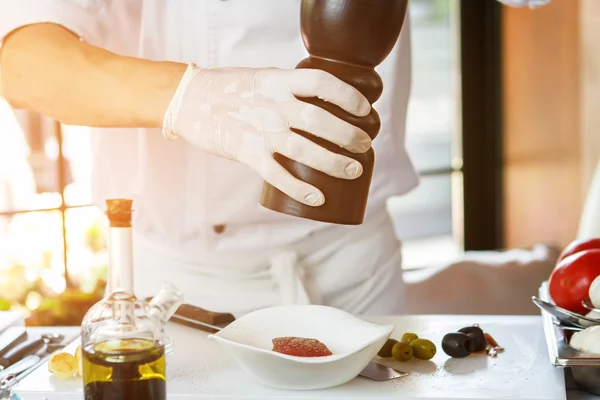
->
0;328;27;360
143;299;236;333
170;303;235;333
0;332;65;369
0;338;45;368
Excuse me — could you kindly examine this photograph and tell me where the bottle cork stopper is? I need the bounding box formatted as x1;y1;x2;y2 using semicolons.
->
105;199;133;227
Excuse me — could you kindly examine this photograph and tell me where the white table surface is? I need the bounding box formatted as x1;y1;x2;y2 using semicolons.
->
9;314;594;399
0;313;600;400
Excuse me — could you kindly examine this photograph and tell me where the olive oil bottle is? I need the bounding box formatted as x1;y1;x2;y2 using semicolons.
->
81;199;184;400
83;339;166;400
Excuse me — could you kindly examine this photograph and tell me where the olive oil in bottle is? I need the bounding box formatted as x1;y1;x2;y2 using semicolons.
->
83;338;166;400
80;199;184;400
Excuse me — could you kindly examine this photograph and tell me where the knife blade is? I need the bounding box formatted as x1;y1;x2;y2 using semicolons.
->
0;328;27;359
170;313;226;333
360;362;408;381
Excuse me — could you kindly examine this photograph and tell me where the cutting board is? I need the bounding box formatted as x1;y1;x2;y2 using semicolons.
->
15;315;566;400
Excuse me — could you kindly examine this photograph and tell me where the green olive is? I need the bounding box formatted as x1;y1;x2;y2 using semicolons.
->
377;338;398;358
391;342;414;362
409;338;437;360
400;332;418;344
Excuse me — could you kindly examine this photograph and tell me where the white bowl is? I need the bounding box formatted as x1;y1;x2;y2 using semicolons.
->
208;305;394;390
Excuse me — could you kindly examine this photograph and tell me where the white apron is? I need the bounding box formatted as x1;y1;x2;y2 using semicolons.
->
133;207;405;317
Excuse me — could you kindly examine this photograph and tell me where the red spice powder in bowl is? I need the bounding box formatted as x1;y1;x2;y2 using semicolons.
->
272;337;333;357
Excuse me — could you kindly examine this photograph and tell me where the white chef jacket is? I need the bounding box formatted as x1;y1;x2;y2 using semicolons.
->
0;0;416;315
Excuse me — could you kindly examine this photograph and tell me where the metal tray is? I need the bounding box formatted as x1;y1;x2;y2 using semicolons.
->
538;281;600;396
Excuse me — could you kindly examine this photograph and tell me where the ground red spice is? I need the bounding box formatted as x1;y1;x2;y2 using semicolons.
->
272;337;332;357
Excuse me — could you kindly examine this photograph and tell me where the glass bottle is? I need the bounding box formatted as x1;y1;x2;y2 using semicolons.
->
80;199;184;400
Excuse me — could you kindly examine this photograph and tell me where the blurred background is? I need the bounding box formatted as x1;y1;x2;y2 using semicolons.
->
0;0;595;324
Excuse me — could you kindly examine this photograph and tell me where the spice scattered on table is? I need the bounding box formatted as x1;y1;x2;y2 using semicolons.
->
484;332;504;357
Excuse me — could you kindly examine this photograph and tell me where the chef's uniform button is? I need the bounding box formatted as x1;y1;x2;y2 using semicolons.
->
213;224;226;234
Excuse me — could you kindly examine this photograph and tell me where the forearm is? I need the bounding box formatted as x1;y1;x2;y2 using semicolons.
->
0;23;186;128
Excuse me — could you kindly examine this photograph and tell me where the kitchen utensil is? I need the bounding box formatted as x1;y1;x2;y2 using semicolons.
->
0;356;40;382
553;320;584;332
0;328;27;360
169;303;235;333
0;334;64;368
538;282;600;396
359;362;407;381
531;296;600;329
208;305;397;390
0;334;72;400
39;342;65;356
169;303;407;384
582;297;600;313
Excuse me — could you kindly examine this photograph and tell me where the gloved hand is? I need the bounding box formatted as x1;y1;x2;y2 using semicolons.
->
163;63;371;207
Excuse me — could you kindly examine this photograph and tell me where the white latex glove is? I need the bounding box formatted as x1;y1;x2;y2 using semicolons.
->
497;0;551;8
163;63;371;207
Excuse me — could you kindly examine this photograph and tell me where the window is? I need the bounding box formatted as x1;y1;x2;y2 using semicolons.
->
389;0;463;268
392;0;505;268
0;105;104;323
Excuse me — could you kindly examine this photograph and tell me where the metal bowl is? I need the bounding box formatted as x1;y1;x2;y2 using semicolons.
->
538;283;600;396
571;367;600;395
582;297;600;313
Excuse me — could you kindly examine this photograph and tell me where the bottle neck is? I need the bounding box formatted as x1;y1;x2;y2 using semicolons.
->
107;225;134;295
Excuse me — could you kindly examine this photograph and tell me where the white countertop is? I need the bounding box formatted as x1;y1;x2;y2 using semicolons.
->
6;315;598;400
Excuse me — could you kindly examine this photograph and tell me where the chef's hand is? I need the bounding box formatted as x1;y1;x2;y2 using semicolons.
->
162;63;371;207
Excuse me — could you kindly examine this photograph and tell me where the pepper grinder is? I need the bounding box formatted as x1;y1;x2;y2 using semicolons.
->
260;0;409;225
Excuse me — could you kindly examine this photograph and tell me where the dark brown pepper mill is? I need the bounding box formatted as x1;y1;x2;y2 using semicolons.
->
260;0;409;225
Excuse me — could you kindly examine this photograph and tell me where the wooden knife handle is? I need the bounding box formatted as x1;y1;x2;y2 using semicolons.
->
0;337;44;368
174;304;235;326
145;298;235;326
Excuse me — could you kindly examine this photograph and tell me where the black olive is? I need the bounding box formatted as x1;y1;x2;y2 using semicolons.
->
458;326;486;352
441;332;472;358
